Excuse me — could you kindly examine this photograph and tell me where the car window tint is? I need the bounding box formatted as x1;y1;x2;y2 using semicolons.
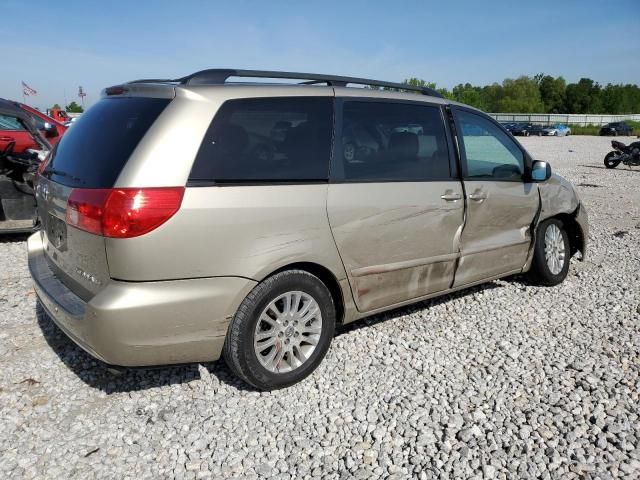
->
0;114;26;131
457;111;524;180
45;97;170;188
190;97;333;183
26;112;46;130
336;101;450;182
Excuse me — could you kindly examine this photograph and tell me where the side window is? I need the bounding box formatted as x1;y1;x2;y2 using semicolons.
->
336;101;450;181
0;114;26;131
27;112;46;130
190;97;333;183
456;110;524;180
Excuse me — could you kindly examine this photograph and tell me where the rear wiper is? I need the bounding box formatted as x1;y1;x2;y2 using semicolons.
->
45;168;84;184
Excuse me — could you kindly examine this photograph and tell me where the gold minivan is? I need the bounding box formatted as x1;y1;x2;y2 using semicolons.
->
28;69;588;390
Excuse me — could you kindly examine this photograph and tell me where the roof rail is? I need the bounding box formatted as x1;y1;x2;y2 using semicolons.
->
126;69;443;98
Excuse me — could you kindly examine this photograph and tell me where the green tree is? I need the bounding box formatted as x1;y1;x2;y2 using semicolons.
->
66;101;84;113
50;103;62;111
451;83;488;110
402;78;453;99
565;78;602;114
538;75;566;113
495;76;545;113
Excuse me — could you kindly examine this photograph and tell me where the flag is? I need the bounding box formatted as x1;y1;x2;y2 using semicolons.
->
22;81;37;96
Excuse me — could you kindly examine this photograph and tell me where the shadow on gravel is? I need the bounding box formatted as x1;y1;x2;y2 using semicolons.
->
336;281;502;336
579;164;640;172
35;302;255;394
0;233;30;244
36;280;506;394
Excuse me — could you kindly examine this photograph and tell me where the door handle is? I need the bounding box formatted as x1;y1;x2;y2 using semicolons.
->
468;191;487;202
441;192;462;202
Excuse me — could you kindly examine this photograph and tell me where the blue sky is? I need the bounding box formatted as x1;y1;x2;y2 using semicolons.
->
1;0;638;110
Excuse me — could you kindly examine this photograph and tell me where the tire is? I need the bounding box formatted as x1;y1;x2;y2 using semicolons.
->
604;151;621;169
527;218;571;286
524;131;530;137
223;270;336;390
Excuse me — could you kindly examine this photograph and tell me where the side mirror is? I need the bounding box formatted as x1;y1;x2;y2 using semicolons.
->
43;122;59;138
531;160;551;182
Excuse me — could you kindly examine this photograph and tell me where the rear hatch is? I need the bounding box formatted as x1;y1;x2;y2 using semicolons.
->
37;95;172;301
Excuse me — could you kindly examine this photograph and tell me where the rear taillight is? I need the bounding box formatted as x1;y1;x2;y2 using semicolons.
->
66;187;184;238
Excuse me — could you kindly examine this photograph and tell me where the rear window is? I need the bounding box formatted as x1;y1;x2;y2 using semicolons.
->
189;97;333;183
43;97;170;187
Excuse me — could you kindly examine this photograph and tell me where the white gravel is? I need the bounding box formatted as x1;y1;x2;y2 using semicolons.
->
1;135;639;479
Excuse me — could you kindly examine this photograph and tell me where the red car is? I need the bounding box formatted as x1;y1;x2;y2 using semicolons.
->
0;100;67;154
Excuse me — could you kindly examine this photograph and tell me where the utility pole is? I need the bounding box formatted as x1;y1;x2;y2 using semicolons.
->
78;86;86;108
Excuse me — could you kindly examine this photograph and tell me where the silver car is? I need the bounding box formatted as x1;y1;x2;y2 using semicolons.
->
28;69;588;390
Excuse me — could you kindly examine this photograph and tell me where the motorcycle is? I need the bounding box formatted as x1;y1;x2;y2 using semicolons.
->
604;139;640;169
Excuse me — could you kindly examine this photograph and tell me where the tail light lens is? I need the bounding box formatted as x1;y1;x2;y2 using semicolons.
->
66;187;185;238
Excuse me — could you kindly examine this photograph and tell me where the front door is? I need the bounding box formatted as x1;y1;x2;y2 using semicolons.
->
328;99;464;312
451;108;539;287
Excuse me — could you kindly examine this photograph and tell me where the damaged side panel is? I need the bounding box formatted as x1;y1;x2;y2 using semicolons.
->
327;182;464;312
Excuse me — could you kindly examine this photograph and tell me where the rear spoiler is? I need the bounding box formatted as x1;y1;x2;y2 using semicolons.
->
101;83;176;100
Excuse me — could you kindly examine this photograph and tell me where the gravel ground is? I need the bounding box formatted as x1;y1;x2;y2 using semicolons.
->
1;135;639;479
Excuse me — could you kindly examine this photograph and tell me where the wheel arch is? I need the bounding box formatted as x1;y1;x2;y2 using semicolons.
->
547;211;585;258
267;262;346;325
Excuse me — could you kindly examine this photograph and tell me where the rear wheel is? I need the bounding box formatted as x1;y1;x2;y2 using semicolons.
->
223;270;335;390
604;151;621;169
527;218;570;286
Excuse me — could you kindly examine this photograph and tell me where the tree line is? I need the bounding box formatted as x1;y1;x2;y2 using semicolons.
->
49;102;84;113
389;76;640;114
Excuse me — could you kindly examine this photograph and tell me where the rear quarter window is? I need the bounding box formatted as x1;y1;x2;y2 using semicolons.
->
43;97;170;188
189;97;333;183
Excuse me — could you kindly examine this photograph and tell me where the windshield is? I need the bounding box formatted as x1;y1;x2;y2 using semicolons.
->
43;97;170;187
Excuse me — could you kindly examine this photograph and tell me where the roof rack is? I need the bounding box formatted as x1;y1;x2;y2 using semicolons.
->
126;69;443;98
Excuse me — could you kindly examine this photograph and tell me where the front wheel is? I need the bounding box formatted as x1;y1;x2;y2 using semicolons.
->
604;151;621;169
223;270;336;390
527;219;570;286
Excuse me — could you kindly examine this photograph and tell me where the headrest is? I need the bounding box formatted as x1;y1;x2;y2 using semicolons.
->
389;131;419;158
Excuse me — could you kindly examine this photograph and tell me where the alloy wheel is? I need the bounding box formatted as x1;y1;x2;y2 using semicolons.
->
544;224;566;275
253;291;322;373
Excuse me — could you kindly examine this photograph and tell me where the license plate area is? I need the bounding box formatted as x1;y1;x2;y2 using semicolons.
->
46;214;67;251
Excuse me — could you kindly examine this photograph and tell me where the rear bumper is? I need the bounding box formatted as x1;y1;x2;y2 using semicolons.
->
28;232;256;367
575;202;589;260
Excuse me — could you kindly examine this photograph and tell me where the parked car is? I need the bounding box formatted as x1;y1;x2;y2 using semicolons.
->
543;124;571;136
0;99;67;154
505;123;531;136
29;69;588;390
0;99;50;233
600;122;633;136
526;124;547;136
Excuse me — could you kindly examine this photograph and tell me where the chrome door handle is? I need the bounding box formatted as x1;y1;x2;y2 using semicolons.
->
441;193;462;201
468;191;487;201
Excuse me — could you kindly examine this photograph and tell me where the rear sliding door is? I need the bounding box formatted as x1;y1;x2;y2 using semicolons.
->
327;99;464;312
